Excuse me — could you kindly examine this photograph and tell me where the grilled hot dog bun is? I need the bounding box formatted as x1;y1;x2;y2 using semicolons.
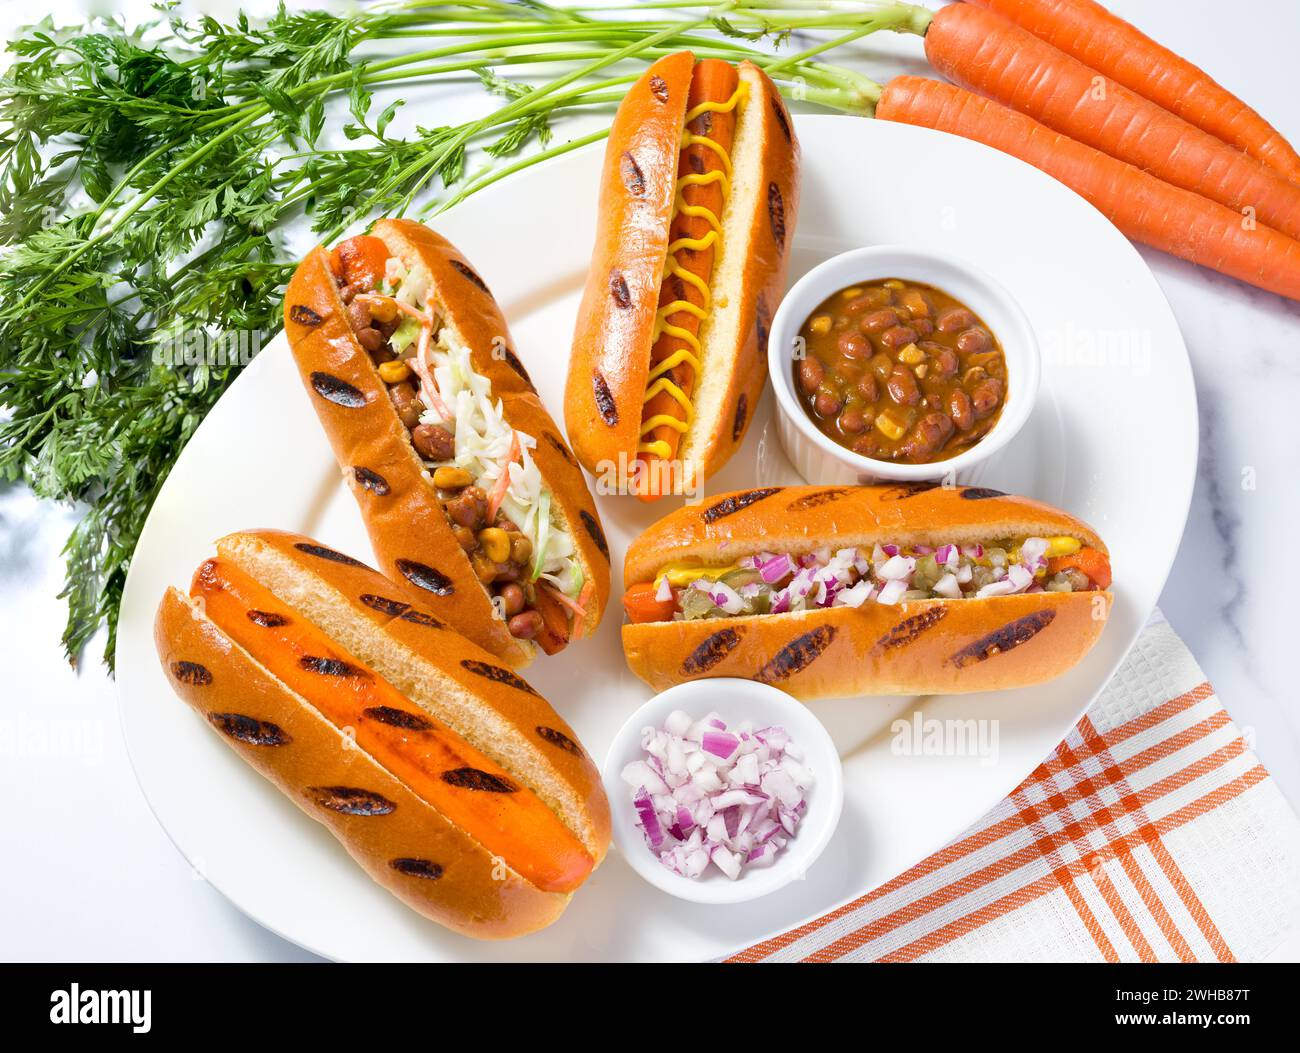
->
622;485;1113;698
155;529;610;940
284;220;609;667
565;52;800;497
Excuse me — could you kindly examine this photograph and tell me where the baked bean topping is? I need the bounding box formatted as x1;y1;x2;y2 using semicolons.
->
411;423;454;461
332;243;567;645
793;278;1007;463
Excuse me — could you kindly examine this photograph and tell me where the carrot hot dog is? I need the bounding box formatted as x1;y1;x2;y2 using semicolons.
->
566;52;801;499
284;220;610;668
620;485;1113;699
155;529;610;939
638;59;739;497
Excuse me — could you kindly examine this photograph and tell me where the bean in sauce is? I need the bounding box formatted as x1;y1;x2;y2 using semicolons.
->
793;278;1008;464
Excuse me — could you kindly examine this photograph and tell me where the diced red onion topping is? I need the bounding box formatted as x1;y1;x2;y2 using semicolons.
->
622;711;812;881
696;578;745;615
758;554;796;585
932;572;961;599
678;537;1065;618
1020;537;1049;569
877;555;915;581
877;579;907;605
835;579;874;608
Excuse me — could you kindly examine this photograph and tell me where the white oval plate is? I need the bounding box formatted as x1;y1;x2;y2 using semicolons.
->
116;116;1196;962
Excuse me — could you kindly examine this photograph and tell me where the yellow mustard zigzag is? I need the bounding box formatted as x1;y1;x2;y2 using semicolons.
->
638;80;748;459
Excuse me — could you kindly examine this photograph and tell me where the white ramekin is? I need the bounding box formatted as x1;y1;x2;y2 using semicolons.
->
602;679;843;906
767;246;1040;486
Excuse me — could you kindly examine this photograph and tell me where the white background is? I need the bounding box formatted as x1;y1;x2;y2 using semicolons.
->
2;0;1298;961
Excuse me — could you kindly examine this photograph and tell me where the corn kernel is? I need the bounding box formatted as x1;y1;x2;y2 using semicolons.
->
874;411;905;441
809;315;832;335
884;279;905;290
378;360;412;384
432;466;473;490
364;295;400;324
840;287;864;299
478;527;511;563
914;364;928;379
897;343;925;366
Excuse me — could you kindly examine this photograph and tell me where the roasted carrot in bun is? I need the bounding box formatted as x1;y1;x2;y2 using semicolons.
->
155;530;610;940
621;485;1112;698
565;51;801;499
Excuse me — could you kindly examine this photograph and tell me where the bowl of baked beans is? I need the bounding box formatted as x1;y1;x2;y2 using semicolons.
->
767;246;1040;485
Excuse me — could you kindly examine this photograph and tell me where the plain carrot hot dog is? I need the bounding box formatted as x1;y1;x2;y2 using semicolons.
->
566;51;801;499
191;557;593;893
155;529;610;939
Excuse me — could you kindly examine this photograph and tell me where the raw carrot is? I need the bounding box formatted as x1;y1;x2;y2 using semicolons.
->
967;0;1300;183
876;77;1300;301
924;4;1300;242
568;580;596;641
486;429;522;521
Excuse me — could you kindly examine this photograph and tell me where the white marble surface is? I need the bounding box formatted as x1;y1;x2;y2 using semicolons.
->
2;0;1298;962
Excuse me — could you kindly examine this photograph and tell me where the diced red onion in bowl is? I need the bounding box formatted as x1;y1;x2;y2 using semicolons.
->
622;710;812;880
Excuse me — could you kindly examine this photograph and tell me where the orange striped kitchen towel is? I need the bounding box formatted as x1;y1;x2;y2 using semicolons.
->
726;613;1300;962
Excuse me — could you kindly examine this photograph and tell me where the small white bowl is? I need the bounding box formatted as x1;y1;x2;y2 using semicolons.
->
601;679;844;905
768;245;1040;485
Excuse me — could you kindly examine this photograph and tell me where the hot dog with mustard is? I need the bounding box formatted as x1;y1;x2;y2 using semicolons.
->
565;52;801;499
